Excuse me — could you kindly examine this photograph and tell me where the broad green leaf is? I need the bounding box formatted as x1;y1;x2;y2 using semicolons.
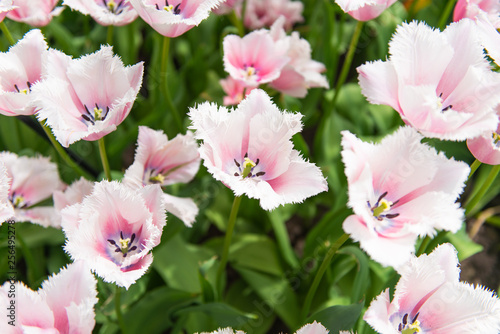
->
306;301;364;333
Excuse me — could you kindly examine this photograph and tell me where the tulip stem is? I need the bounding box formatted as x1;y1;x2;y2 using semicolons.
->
0;21;15;45
98;137;112;180
216;195;242;298
40;121;92;179
416;235;431;256
229;10;245;37
161;36;183;132
465;165;500;216
115;286;127;334
301;233;350;321
107;25;114;46
468;159;481;180
438;0;457;30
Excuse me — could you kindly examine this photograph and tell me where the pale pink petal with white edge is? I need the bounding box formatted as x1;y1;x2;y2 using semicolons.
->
53;177;94;212
0;0;16;22
335;0;397;21
295;321;329;334
0;162;14;222
162;193;198;227
63;0;138;26
7;0;63;27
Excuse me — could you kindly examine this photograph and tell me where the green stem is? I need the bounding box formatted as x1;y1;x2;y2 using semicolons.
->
40;122;92;179
438;0;457;30
465;165;500;215
0;21;15;45
216;195;242;298
301;233;350;321
229;10;245;37
468;159;481;180
268;211;300;269
16;231;40;287
115;286;127;334
416;235;431;256
98;137;112;180
107;25;114;46
160;36;183;132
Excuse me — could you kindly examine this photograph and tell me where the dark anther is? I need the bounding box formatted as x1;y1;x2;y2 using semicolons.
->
27;81;32;90
398;323;403;331
123;252;127;257
84;104;91;115
120;231;124;240
402;313;408;325
115;249;121;253
255;158;260;165
14;84;20;92
130;233;136;244
95;102;100;110
256;171;266;176
174;3;181;14
244;152;248;158
102;0;106;6
412;312;420;324
234;172;239;176
442;105;453;112
108;239;116;245
439;92;443;98
248;172;252;177
234;159;240;167
155;3;160;9
377;191;388;204
130;246;137;252
385;213;400;219
82;114;95;125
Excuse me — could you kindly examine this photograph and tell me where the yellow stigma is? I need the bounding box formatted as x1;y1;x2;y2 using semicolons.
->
246;66;256;78
493;132;500;144
13;195;25;208
149;173;165;184
107;0;116;11
164;4;174;11
401;320;422;334
119;237;131;252
372;199;392;217
94;106;103;121
242;157;256;178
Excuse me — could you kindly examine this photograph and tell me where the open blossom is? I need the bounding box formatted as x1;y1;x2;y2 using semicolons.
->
189;89;328;211
364;243;500;333
357;20;500;141
223;30;289;87
454;0;500;28
32;45;143;147
63;0;138;26
242;0;303;30
123;126;201;226
219;76;254;106
341;127;469;268
1;152;64;227
0;29;48;116
7;0;63;26
467;110;500;165
335;0;397;21
128;0;226;37
62;181;166;289
0;261;98;334
268;17;329;98
0;0;16;22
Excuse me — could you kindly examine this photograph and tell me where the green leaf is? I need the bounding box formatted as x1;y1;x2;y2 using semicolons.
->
198;256;217;303
306;301;364;333
338;246;371;303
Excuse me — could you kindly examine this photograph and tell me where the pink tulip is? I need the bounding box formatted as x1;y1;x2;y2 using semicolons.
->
223;30;289;87
189;89;328;210
7;0;63;27
357;20;500;141
341;127;469;268
0;29;48;116
32;45;144;147
295;321;329;334
0;261;98;334
454;0;500;28
61;181;166;289
335;0;397;21
123;126;201;226
63;0;138;26
242;0;303;30
219;76;254;105
1;151;64;227
128;0;226;37
0;162;14;223
0;0;16;22
364;243;500;333
467;111;500;165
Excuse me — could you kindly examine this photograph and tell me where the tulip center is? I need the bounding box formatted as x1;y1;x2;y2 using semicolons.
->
9;192;28;209
492;132;500;146
103;0;127;14
233;153;266;178
82;103;110;125
398;313;422;333
437;92;452;112
108;231;138;258
368;191;400;221
13;82;32;94
243;64;258;81
149;173;165;184
156;1;181;14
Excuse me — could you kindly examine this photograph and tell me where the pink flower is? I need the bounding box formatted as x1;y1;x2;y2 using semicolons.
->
32;45;144;147
364;243;500;333
223;30;289;87
61;181;166;289
242;0;303;30
335;0;397;21
0;261;98;334
1;151;64;227
295;321;329;334
7;0;64;27
128;0;226;37
63;0;138;26
0;0;16;22
189;89;328;210
219;76;254;105
268;17;329;98
123;126;201;226
198;329;246;334
0;29;48;116
357;20;500;141
341;127;469;268
211;0;238;15
53;177;94;212
467;110;500;165
0;162;14;223
454;0;500;28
